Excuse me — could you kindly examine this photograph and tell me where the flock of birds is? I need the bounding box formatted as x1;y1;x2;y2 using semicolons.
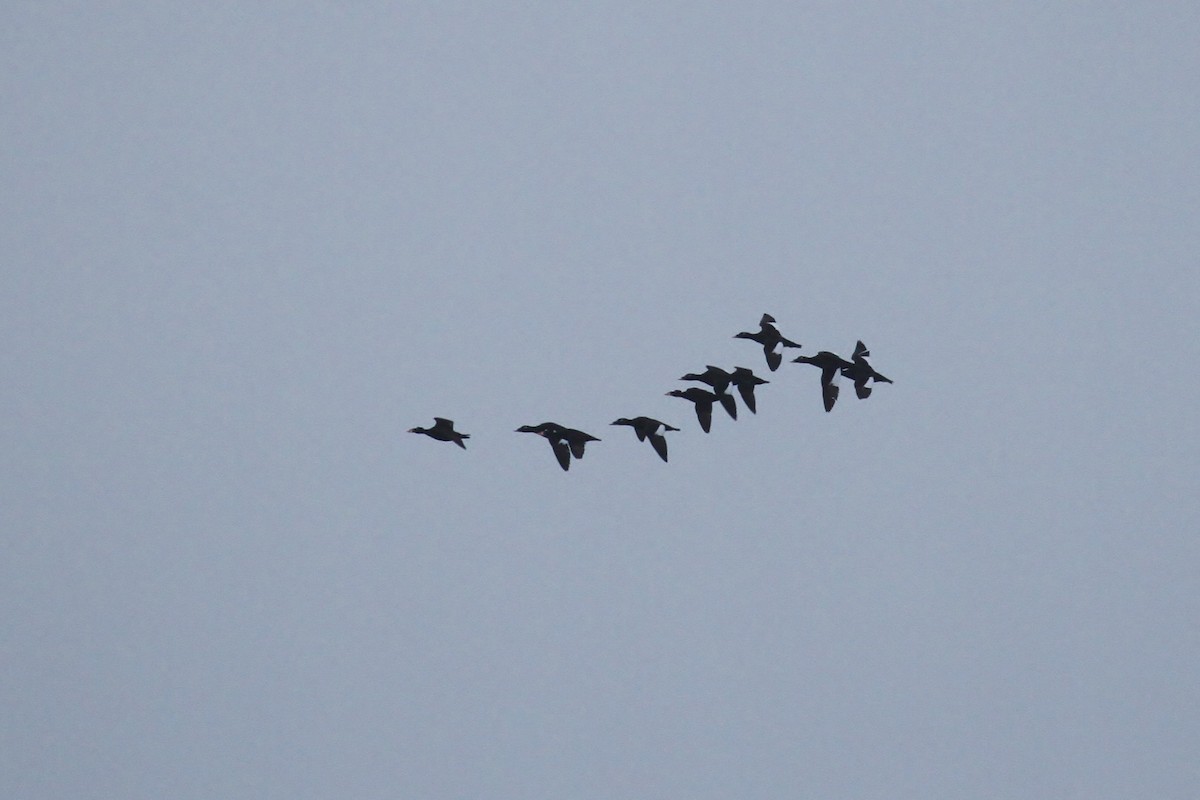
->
408;314;893;470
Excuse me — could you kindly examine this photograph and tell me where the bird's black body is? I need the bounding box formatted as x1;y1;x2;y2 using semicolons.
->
680;366;738;420
408;417;470;449
840;341;893;399
792;351;853;412
666;388;718;433
734;313;802;371
611;416;680;462
516;422;600;470
729;366;769;414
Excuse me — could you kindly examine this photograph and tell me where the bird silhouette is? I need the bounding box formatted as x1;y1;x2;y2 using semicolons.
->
611;416;680;462
680;366;738;419
840;340;893;399
516;422;600;470
666;388;718;432
734;313;802;371
729;366;769;414
792;350;853;412
408;417;470;449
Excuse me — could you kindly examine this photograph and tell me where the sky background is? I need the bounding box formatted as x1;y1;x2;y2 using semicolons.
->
3;3;1198;798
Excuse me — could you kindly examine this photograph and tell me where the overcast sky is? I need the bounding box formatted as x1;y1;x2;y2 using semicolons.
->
3;4;1198;798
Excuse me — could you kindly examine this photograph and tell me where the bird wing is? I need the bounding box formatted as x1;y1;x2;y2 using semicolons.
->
696;400;713;432
717;390;738;420
765;346;782;371
649;433;669;462
822;382;840;412
736;382;757;413
549;438;571;470
706;366;734;393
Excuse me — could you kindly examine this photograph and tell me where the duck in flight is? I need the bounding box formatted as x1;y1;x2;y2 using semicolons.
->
666;388;719;433
734;313;802;371
515;422;600;471
679;366;738;420
408;417;470;449
840;340;893;399
792;350;853;412
611;416;680;462
729;366;769;414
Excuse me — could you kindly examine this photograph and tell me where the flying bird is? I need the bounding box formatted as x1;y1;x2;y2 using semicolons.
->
840;340;893;399
516;422;600;471
680;366;738;420
729;366;769;414
734;313;802;371
611;416;680;462
408;417;470;449
516;423;571;470
666;388;718;433
792;350;853;412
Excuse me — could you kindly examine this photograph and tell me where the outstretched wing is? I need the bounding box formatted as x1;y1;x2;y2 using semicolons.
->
717;390;738;420
649;433;669;462
695;400;713;433
549;438;571;471
736;382;758;414
822;382;840;412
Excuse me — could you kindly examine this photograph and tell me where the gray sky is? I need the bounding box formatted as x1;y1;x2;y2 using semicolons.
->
3;4;1198;798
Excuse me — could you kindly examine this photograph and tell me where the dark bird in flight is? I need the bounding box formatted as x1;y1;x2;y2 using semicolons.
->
516;423;571;470
734;313;802;371
515;422;600;471
840;340;893;399
408;417;470;449
680;366;738;420
611;416;680;462
792;350;854;412
729;366;769;414
666;388;718;433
